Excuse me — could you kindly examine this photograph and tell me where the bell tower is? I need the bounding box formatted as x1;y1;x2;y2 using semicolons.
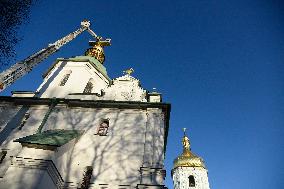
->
172;129;210;189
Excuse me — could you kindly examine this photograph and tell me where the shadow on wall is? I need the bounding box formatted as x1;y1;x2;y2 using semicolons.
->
37;61;67;97
53;108;148;187
0;106;30;145
3;105;164;188
0;99;166;188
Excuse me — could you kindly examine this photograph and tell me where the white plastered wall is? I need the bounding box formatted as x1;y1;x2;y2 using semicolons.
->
172;167;210;189
0;104;167;188
102;75;147;102
0;103;22;133
43;107;157;186
37;60;109;98
0;167;56;189
0;105;51;178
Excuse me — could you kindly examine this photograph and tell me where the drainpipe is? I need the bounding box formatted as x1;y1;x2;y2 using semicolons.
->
37;98;57;133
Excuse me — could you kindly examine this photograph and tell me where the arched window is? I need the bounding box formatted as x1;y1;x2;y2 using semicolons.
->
59;70;72;86
80;166;93;189
189;175;195;187
96;119;109;136
83;78;95;93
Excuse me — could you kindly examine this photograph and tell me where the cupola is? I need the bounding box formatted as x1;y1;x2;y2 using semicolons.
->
173;128;206;169
85;38;111;64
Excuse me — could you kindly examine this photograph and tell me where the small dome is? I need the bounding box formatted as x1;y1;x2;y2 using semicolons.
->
173;148;205;169
173;131;206;169
85;44;105;64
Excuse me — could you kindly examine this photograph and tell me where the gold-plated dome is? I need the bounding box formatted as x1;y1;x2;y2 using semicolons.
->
173;129;205;169
85;39;111;64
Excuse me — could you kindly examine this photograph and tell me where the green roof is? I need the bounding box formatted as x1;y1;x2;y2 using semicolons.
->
62;56;110;80
14;130;83;147
42;56;111;81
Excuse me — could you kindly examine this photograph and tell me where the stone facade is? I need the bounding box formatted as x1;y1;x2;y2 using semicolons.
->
0;56;170;189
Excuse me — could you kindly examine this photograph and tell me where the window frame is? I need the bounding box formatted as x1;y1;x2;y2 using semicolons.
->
59;71;72;86
83;78;95;94
95;119;109;136
188;175;195;187
0;151;7;163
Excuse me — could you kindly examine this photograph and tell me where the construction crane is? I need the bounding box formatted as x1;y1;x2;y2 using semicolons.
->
0;20;110;92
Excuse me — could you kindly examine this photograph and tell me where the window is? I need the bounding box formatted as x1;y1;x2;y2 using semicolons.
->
96;119;109;136
188;175;195;187
83;78;94;93
0;151;7;163
80;166;93;189
59;70;72;86
86;64;91;69
18;113;30;130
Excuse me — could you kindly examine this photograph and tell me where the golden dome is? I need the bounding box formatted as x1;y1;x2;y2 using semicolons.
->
85;44;105;63
85;39;111;64
173;129;205;169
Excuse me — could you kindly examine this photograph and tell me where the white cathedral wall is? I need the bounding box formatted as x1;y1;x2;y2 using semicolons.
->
0;105;52;180
37;60;109;98
0;166;56;189
0;103;22;133
43;107;165;186
67;75;148;102
0;103;166;188
0;58;165;188
0;105;50;150
172;167;210;189
49;108;147;184
102;75;147;102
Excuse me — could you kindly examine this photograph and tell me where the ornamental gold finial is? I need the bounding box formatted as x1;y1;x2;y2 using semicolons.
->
182;128;190;151
84;22;111;64
123;68;134;75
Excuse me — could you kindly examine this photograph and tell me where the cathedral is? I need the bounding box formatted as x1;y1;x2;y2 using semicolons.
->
0;34;210;188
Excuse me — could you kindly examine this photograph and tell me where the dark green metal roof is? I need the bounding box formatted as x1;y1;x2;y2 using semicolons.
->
69;56;108;78
14;129;83;147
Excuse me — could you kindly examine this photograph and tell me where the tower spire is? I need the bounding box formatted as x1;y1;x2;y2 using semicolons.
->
182;128;191;153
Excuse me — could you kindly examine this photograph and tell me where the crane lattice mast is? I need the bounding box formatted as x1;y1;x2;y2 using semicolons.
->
0;20;109;92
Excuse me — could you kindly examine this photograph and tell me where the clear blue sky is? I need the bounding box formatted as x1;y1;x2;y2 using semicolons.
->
1;0;284;188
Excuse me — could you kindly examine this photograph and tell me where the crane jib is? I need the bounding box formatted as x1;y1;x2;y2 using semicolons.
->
0;20;97;92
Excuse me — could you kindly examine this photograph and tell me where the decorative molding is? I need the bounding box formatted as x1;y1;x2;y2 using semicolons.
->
103;75;147;102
